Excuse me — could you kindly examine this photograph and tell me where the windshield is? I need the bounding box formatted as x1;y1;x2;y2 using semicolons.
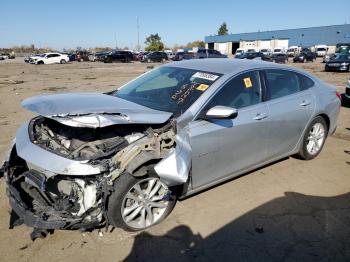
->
317;48;326;51
112;67;222;116
334;54;350;60
260;49;268;52
274;49;281;52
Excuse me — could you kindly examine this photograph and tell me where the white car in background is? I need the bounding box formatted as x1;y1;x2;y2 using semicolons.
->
272;47;285;54
30;53;69;64
260;48;272;56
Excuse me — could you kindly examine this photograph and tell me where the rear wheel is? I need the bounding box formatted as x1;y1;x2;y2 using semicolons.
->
107;173;176;231
297;116;327;160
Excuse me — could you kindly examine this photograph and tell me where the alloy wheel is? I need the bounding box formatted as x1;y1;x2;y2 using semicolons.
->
306;123;325;155
121;177;170;229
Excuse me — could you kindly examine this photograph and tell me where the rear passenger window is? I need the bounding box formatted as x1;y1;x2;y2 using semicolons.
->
298;73;314;90
265;69;300;100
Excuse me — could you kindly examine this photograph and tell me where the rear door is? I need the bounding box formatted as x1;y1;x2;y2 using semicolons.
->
190;70;269;189
263;69;315;158
51;54;61;63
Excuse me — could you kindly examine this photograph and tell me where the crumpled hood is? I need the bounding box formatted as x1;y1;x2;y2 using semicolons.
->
22;92;173;128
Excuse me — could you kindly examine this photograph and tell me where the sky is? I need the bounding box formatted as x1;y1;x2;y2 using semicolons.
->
1;0;350;50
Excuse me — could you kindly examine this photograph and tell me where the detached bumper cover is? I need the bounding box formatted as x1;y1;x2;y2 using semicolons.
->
7;184;68;229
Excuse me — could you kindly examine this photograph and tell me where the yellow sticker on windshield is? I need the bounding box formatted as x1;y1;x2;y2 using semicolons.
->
243;77;253;88
196;84;209;91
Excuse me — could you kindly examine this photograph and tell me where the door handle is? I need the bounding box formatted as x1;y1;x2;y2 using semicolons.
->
300;100;311;106
253;113;268;120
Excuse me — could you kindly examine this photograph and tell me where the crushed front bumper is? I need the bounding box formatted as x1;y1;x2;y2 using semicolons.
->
16;121;105;177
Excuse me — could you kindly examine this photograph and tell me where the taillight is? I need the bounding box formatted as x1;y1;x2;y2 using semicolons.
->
336;91;341;100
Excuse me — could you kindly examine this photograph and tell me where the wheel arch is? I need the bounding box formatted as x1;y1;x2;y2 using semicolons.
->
316;113;330;133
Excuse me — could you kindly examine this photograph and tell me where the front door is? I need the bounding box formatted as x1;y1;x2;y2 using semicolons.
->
190;70;269;189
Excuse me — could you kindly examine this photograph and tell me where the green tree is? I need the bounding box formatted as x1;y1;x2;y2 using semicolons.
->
144;33;164;51
218;22;228;35
186;40;205;48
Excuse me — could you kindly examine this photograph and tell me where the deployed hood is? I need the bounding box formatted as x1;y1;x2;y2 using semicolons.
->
22;92;173;128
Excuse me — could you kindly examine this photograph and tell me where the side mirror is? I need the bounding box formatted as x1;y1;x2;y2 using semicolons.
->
204;105;238;120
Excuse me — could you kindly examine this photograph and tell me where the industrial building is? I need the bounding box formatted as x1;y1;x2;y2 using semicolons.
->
204;24;350;55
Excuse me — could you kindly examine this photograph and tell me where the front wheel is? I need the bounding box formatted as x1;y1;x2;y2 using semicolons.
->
297;117;328;160
60;59;66;64
107;173;176;231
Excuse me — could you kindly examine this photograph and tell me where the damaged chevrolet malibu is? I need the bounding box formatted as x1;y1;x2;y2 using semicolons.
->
1;59;340;239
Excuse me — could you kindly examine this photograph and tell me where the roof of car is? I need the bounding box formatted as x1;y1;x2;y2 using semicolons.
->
167;58;291;75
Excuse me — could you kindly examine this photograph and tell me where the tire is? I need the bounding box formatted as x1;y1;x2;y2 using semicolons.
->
37;60;44;65
107;172;177;231
147;58;151;63
161;58;166;62
297;116;328;160
60;59;66;64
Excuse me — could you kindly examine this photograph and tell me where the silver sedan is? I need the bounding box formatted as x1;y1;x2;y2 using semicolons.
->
2;59;340;238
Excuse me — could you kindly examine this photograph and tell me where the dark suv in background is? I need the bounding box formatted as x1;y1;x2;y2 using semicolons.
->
103;51;133;63
172;52;195;61
272;53;288;63
141;52;168;62
293;49;316;63
194;48;227;59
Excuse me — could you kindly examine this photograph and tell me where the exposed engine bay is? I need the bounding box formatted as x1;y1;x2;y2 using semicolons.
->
4;116;178;239
31;117;143;161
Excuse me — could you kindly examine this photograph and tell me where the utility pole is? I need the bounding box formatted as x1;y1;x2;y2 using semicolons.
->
114;32;118;50
137;17;140;51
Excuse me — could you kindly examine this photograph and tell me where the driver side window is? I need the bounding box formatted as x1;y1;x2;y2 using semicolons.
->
205;70;261;110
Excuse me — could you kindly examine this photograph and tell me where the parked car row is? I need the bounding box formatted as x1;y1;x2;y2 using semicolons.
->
21;48;229;65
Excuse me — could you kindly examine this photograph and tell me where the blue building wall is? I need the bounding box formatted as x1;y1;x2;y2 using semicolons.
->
205;24;350;46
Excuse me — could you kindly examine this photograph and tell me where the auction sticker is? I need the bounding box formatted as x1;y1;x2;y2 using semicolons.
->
192;72;219;81
243;77;253;88
196;84;209;91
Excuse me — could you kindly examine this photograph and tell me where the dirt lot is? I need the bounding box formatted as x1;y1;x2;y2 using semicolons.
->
0;58;349;261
